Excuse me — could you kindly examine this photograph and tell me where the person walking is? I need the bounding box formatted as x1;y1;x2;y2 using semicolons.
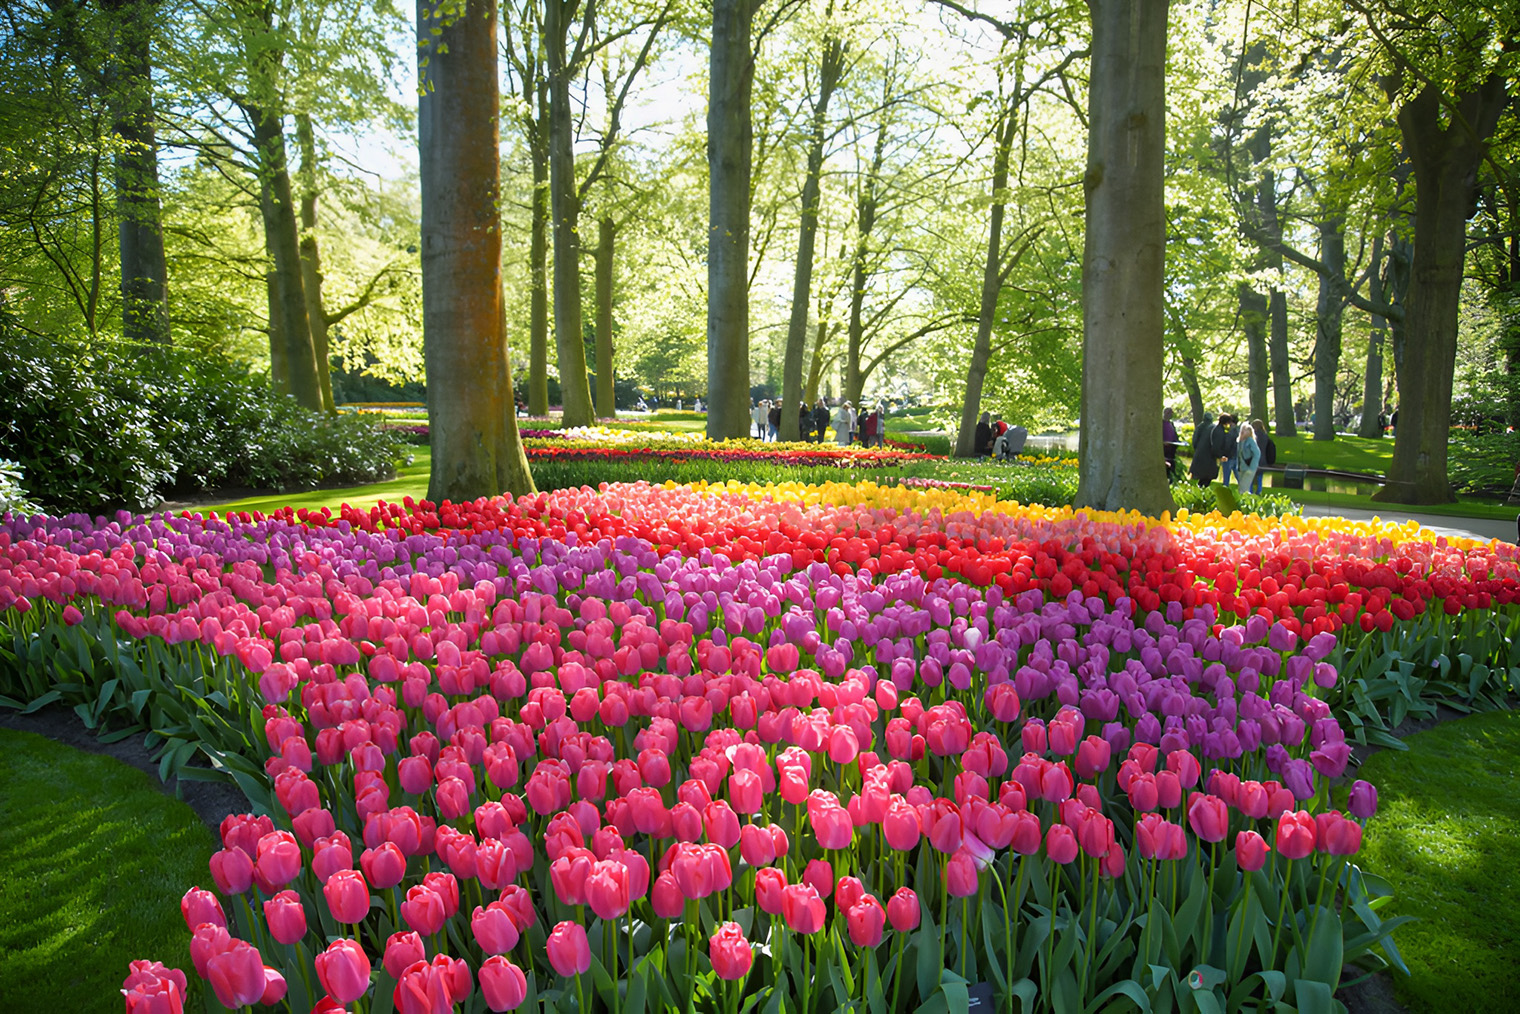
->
1249;418;1274;494
798;402;811;442
1190;412;1220;488
1217;414;1239;486
767;401;781;442
832;401;854;445
750;400;767;440
812;399;831;443
1235;422;1261;494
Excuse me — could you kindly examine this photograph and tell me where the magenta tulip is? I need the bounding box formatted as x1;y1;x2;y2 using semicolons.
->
709;921;754;980
546;922;592;977
479;956;528;1012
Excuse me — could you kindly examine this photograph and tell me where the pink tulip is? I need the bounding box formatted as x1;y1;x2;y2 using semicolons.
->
1235;830;1269;872
780;883;827;934
587;859;632;920
383;931;426;979
479;956;528;1012
887;888;920;932
847;896;887;947
472;903;521;955
944;849;979;898
1275;810;1317;860
180;888;224;932
263;889;308;944
546;922;592;977
314;939;371;1005
207;940;265;1009
755;867;788;915
324;870;370;925
1045;823;1079;864
709;921;754;980
208;848;253;895
401;885;447;936
259;966;287;1006
1186;793;1229;843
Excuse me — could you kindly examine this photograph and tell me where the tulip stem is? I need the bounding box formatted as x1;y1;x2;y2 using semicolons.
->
1269;857;1292;968
1308;856;1332;948
960;896;969;980
801;935;811;1014
1230;875;1252;983
608;921;620;1014
887;926;906;1014
576;971;588;1014
1080;856;1099;1001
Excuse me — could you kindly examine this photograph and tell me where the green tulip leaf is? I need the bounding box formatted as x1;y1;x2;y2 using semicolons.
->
1292;978;1334;1014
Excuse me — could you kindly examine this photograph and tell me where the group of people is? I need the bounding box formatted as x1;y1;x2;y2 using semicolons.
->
1187;411;1276;494
973;412;1027;459
750;398;887;446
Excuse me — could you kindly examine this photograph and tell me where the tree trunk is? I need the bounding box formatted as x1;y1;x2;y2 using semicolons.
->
103;0;170;344
1375;77;1508;505
1269;288;1294;435
251;106;323;411
844;118;886;408
1311;214;1345;440
528;86;550;417
1241;284;1269;426
544;0;597;427
707;0;756;440
1074;0;1174;515
780;35;845;440
1180;354;1205;427
418;0;534;501
295;113;335;412
266;272;288;390
594;215;616;418
1358;232;1386;439
954;108;1017;458
805;317;833;404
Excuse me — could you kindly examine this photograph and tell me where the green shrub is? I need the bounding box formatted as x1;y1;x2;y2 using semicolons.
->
0;460;42;516
0;319;404;512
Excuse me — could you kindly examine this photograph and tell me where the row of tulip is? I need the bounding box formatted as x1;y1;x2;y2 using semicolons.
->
0;481;1511;1012
523;447;943;469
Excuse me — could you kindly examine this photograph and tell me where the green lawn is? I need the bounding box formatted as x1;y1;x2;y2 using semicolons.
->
1351;710;1520;1014
212;443;433;515
1271;433;1396;475
0;729;217;1013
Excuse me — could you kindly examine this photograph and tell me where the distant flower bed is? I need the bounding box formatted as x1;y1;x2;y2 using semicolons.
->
526;443;940;467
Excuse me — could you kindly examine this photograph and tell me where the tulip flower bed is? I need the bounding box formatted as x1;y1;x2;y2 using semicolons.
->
2;481;1518;1014
524;445;941;469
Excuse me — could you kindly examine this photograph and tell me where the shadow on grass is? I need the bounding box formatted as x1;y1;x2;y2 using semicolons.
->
1354;710;1520;1014
0;729;216;1013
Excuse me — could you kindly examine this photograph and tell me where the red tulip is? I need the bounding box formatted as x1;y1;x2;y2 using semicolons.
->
546;922;592;977
1235;830;1269;872
1275;810;1317;860
207;940;266;1009
887;887;920;932
709;921;754;980
383;931;426;979
315;939;371;1005
847;896;887;947
781;883;827;933
1321;814;1363;856
479;956;528;1012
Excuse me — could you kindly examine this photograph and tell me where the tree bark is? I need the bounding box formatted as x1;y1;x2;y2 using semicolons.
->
844;113;887;408
1311;214;1345;440
707;0;756;440
1241;284;1269;426
544;0;597;427
594;215;616;418
805;317;834;404
953;107;1017;458
1180;354;1205;428
1268;288;1294;435
102;0;170;344
250;106;323;411
1073;0;1174;515
1358;232;1386;438
1374;76;1508;504
418;0;535;500
528;84;551;417
780;34;845;440
295;112;335;412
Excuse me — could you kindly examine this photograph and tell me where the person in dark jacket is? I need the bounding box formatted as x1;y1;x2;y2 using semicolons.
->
767;402;781;442
1190;413;1220;487
1162;407;1180;479
974;412;995;457
1217;414;1240;486
812;399;831;442
798;402;811;442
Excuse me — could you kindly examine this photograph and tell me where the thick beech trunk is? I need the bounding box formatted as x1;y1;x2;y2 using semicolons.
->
594;216;616;418
1358;232;1387;439
295;113;334;412
251;108;323;411
1376;78;1508;504
544;0;596;427
954;108;1017;458
418;0;534;501
1269;289;1294;435
1241;285;1269;426
528;87;550;417
1180;355;1205;428
103;0;170;343
1074;0;1174;514
1311;214;1345;440
780;36;845;440
707;0;756;440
